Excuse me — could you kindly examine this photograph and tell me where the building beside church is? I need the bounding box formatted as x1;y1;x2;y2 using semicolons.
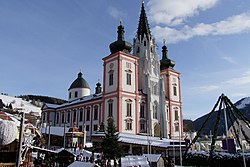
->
41;2;183;142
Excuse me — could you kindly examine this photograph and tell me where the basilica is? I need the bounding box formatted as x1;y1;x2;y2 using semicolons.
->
41;2;183;142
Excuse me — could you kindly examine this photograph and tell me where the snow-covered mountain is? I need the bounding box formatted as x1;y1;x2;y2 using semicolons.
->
235;97;250;109
0;94;41;116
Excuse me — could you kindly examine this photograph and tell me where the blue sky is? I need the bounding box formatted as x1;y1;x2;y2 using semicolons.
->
1;0;250;120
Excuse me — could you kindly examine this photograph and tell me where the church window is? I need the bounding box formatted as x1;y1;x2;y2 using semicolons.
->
94;124;98;131
69;92;71;99
86;107;90;121
86;125;89;131
140;123;145;132
140;104;145;118
67;111;70;123
175;110;179;121
127;122;132;130
94;106;98;120
73;110;76;122
173;86;177;96
79;108;83;122
126;73;131;85
126;103;132;117
61;112;65;124
125;119;132;130
79;125;82;132
137;46;140;53
108;101;113;117
144;41;146;46
153;102;158;119
109;72;114;86
75;91;78;98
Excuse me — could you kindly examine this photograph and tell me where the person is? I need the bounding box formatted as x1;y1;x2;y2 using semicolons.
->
170;159;175;167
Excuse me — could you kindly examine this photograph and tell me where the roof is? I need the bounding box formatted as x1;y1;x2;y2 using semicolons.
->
143;154;162;162
43;103;60;109
68;161;95;167
118;133;185;149
46;93;102;109
137;1;151;40
41;126;69;136
69;72;90;90
121;156;149;167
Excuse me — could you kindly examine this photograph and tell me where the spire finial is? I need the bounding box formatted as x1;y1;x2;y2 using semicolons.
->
142;0;144;4
162;40;168;59
120;18;122;25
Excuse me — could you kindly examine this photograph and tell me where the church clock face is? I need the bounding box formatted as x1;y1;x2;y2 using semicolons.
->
110;63;114;69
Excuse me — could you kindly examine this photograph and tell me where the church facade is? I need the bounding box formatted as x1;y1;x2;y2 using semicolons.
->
41;2;183;141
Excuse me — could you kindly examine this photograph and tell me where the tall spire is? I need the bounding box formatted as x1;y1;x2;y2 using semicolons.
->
137;1;151;40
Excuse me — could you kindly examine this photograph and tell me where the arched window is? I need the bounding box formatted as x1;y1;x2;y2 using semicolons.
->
61;112;65;124
125;118;132;130
79;108;83;122
153;101;158;119
126;73;131;85
67;111;70;123
108;100;113;117
86;107;91;121
140;103;145;118
94;106;98;120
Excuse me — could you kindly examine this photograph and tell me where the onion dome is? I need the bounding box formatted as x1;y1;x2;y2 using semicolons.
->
68;72;90;90
0;120;18;145
109;21;132;54
95;81;102;94
160;42;175;70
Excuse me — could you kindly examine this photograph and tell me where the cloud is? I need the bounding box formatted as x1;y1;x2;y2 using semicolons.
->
107;6;126;19
192;85;220;92
230;93;248;98
152;13;250;43
221;56;236;64
147;0;219;26
225;70;250;86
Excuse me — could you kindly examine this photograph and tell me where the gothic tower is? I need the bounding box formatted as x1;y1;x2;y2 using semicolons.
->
133;1;163;137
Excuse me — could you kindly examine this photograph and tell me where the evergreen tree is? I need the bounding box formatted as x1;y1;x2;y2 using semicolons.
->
102;119;123;160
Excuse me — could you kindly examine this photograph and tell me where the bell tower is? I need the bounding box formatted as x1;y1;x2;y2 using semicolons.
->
133;1;163;137
160;42;183;139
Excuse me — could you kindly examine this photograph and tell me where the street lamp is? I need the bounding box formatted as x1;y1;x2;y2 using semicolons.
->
16;111;25;167
47;121;51;150
179;116;182;166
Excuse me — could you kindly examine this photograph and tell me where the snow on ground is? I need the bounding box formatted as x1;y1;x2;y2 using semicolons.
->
0;94;41;116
